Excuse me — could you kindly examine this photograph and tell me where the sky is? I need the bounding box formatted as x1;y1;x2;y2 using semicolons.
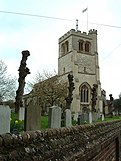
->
0;0;121;99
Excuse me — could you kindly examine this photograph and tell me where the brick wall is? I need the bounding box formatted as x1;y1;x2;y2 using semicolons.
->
0;120;121;161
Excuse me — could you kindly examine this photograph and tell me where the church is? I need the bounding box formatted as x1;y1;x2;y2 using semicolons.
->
58;29;103;113
24;28;105;115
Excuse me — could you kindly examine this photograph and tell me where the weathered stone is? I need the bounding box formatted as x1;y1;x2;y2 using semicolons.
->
19;107;25;120
2;133;13;146
0;120;120;161
92;112;98;122
25;99;41;131
64;109;72;127
89;112;92;124
48;106;61;128
101;114;104;121
0;105;11;134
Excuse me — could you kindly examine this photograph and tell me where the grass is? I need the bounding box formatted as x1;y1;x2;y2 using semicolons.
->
10;112;48;132
98;115;121;122
10;112;24;133
10;112;121;133
41;116;48;129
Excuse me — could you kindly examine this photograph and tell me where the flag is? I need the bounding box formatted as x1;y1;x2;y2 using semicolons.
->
82;7;88;13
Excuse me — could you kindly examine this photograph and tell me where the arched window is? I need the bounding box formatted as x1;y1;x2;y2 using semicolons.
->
85;41;90;52
78;40;84;51
65;41;69;53
80;83;90;103
61;41;69;56
61;43;65;56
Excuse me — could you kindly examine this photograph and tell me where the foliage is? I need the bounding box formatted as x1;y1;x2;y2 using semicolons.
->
72;119;78;126
41;116;48;129
27;70;67;114
10;112;121;133
10;112;24;134
98;115;121;122
0;60;17;101
10;112;48;132
113;93;121;113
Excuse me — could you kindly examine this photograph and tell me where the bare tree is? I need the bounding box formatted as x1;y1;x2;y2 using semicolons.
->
0;60;17;101
15;50;30;113
27;70;67;112
65;74;75;109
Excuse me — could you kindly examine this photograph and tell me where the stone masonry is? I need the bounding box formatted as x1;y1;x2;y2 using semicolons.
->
58;29;102;113
0;120;121;160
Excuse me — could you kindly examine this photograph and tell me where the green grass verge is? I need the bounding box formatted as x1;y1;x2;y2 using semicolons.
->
10;112;48;132
10;112;24;133
98;115;121;122
11;112;121;133
41;116;48;129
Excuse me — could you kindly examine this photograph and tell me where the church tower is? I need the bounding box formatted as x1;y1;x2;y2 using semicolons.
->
58;29;102;113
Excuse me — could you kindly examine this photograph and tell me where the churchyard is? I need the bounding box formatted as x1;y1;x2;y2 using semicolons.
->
4;50;116;134
1;51;121;160
1;102;120;135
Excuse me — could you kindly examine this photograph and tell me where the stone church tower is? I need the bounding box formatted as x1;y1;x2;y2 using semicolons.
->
58;29;102;113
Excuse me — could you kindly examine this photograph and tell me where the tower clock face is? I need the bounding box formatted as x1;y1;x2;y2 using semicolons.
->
78;54;95;74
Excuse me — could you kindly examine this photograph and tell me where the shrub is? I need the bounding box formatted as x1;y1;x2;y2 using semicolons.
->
10;112;24;134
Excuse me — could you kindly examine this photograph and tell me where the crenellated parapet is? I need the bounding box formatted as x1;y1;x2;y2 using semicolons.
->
59;29;97;43
89;29;97;34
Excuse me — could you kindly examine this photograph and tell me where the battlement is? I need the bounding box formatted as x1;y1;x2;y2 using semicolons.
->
89;29;97;34
59;29;97;43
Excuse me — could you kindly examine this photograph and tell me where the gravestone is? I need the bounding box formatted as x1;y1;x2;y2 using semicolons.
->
48;106;61;128
0;105;11;134
101;114;104;121
84;112;89;123
78;113;84;125
64;109;72;127
98;111;101;118
19;107;25;120
25;99;41;131
73;112;78;121
92;112;98;122
89;112;92;124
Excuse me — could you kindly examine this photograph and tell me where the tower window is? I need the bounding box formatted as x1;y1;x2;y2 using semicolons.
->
85;42;90;52
65;41;69;53
80;84;89;103
61;43;65;56
79;40;83;51
61;41;69;56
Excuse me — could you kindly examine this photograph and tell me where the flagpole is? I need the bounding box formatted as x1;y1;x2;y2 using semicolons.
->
82;7;88;32
87;7;88;32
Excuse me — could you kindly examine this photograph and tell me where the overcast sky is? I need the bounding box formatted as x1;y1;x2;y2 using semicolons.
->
0;0;121;99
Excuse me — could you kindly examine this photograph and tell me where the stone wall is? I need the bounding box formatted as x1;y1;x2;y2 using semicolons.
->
0;120;121;161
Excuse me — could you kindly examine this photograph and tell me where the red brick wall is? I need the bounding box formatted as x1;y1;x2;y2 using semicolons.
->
0;120;121;161
91;140;116;161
